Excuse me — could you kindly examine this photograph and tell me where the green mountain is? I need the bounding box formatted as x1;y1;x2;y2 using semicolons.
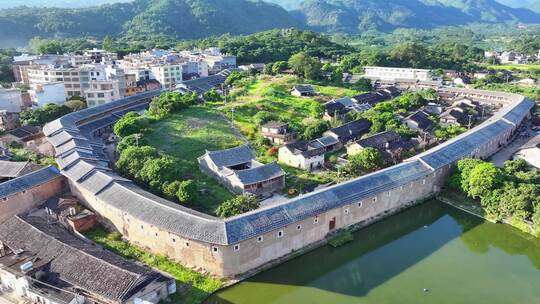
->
495;0;540;12
0;0;301;46
289;0;540;33
0;1;130;9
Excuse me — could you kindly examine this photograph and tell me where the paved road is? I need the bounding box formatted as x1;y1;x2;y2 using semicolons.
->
491;126;540;167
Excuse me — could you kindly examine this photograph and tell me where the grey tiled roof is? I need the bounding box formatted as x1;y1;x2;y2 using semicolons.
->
0;161;41;178
0;166;60;199
0;215;172;303
235;162;284;185
206;145;254;169
43;87;533;245
225;161;431;244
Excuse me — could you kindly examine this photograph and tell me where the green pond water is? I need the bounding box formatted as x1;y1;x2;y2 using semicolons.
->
205;200;540;304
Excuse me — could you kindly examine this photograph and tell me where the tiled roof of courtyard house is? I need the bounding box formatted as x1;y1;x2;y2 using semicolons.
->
205;145;254;169
0;166;60;199
0;161;42;179
406;110;433;130
355;131;402;149
283;140;326;158
326;119;372;143
291;85;315;94
235;162;285;185
0;215;173;303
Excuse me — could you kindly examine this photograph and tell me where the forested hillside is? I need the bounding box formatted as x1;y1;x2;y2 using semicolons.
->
0;0;300;47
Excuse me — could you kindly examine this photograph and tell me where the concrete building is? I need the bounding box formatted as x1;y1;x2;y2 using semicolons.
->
363;66;432;82
29;82;67;107
151;64;183;89
0;88;22;113
279;140;326;171
199;145;285;196
0;214;175;304
42;87;533;278
261;121;295;144
85;80;122;108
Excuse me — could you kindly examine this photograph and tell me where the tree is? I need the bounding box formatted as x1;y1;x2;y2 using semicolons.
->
288;52;322;80
253;111;277;126
272;61;288;74
203;89;223;102
504;159;528;175
466;162;502;199
116;146;158;179
19;103;72;126
216;195;259;218
345;147;383;176
113;112;146;138
163;180;196;205
116;133;146;153
224;70;249;86
352;78;372;92
139;156;180;192
456;158;484;193
102;35;116;52
303;120;328;140
148;92;197;118
64;99;87;111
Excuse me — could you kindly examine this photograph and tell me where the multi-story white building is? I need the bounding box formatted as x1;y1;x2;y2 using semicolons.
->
0;88;22;113
85;80;121;108
363;66;432;82
27;66;83;98
29;82;66;107
150;64;183;89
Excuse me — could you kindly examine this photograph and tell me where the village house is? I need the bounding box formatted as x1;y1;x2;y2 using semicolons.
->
323;119;372;145
0;125;41;146
279;140;326;171
290;85;316;97
43;196;97;232
404;110;433;132
347;131;415;164
424;102;444;115
323;101;350;121
0;161;43;182
0;214;175;304
261;121;296;144
198;145;285;196
439;107;468;127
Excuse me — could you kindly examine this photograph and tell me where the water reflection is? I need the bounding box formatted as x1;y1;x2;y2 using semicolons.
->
207;201;540;304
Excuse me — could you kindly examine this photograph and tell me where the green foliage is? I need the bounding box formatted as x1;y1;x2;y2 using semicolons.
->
434;125;467;140
139;156;181;192
272;61;288;74
64;99;87;111
303;119;328;140
163;180;196;205
328;230;354;248
252;111;278;126
202;89;222;102
225;70;250;86
113;112;147;138
351;78;372;92
19;103;72;126
116;145;158;179
148;92;197;119
450;158;540;225
216;194;259;218
345;147;383;176
116;133;146;153
288;52;322;80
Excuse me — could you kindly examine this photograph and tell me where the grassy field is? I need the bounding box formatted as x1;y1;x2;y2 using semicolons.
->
488;64;540;73
85;228;225;304
144;106;244;214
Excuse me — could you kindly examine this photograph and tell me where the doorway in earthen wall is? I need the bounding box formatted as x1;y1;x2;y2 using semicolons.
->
329;217;336;231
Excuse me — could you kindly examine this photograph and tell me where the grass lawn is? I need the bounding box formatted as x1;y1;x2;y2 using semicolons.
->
84;228;225;304
144;106;244;214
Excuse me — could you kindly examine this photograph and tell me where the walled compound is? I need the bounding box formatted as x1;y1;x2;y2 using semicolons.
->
42;87;535;277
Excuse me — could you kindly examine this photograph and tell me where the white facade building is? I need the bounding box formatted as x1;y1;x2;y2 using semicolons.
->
29;82;67;107
85;80;121;108
363;66;432;82
0;89;22;113
151;64;183;89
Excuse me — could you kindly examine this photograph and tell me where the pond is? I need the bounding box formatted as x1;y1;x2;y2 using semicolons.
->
206;200;540;304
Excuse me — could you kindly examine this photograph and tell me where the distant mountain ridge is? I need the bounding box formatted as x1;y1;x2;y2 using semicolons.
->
0;0;301;47
0;0;130;9
279;0;540;33
0;0;539;47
